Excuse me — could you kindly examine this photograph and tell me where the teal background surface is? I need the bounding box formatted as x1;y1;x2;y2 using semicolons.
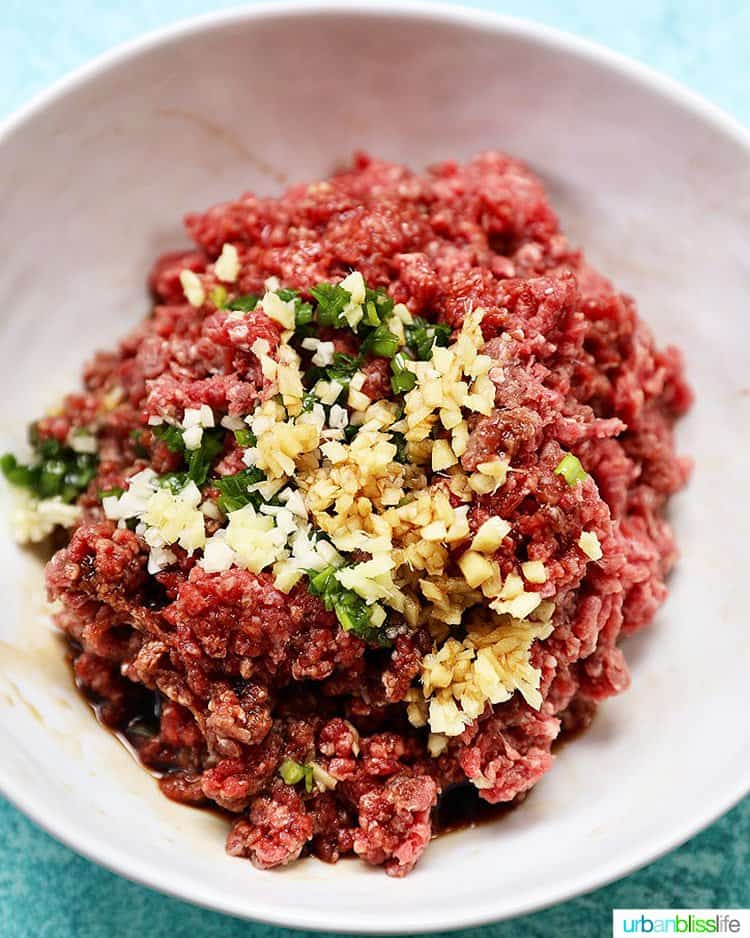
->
0;1;748;935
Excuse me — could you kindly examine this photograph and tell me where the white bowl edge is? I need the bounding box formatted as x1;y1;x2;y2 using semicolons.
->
0;3;748;932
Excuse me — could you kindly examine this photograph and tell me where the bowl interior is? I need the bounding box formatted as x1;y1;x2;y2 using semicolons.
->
0;5;749;931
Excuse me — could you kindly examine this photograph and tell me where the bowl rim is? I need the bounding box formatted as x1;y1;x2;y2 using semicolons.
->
1;1;749;932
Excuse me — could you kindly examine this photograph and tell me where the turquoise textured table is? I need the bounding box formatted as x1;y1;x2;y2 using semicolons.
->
1;1;748;935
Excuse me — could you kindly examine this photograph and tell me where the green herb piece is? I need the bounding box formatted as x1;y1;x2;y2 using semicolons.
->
390;353;417;394
227;294;260;312
307;565;390;646
233;428;256;448
214;467;265;513
295;302;314;328
38;459;68;498
390;431;409;464
29;432;62;458
151;424;185;453
209;285;228;308
1;434;98;504
554;453;587;486
310;352;362;394
326;353;361;389
303;763;315;794
333;589;375;637
362;323;399;359
157;472;188;494
405;317;451;361
301;392;317;413
153;426;225;488
362;286;394;328
66;458;98;495
0;454;36;490
98;486;125;500
279;759;306;786
311;282;352;328
186;429;225;487
307;565;338;599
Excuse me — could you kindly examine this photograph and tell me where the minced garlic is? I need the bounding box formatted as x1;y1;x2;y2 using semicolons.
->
214;243;240;283
255;420;320;480
262;290;296;330
578;530;603;561
457;550;496;588
471;516;511;553
389;307;496;458
141;481;206;554
521;560;547;584
98;270;553;738
179;269;205;307
10;490;82;544
415;614;554;738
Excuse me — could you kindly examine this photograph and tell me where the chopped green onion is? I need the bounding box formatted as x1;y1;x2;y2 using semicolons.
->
38;459;67;498
405;317;451;361
325;353;360;387
311;282;351;327
151;424;184;453
308;565;338;599
1;434;98;504
268;288;314;330
214;467;265;513
233;428;255;448
0;454;33;489
303;763;315;794
307;565;390;646
227;294;259;312
390;431;409;464
301;392;317;413
363;323;399;359
152;426;225;488
362;287;394;327
157;472;188;494
279;759;306;786
187;430;225;486
334;591;367;632
292;300;312;328
554;453;587;486
390;353;417;394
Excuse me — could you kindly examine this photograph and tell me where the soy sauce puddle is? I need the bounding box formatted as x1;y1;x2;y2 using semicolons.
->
68;642;167;779
69;641;594;839
432;783;519;837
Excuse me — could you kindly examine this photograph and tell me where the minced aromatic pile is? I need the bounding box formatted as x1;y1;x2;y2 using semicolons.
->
3;153;691;876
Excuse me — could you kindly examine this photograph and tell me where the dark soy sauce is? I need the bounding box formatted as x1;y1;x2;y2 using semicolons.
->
432;783;520;837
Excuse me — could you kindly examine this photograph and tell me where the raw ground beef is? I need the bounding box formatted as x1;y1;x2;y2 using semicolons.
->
40;152;690;876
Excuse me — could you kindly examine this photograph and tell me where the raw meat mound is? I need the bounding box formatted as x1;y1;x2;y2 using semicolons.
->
13;152;690;876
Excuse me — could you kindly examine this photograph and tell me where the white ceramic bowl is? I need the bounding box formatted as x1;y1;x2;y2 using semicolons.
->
1;2;749;931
